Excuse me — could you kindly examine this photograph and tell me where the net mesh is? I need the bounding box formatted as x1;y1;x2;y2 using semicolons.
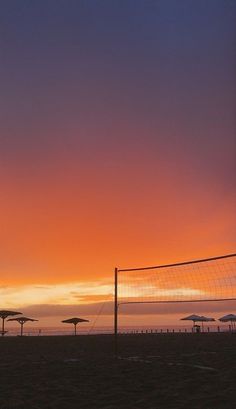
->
117;254;236;305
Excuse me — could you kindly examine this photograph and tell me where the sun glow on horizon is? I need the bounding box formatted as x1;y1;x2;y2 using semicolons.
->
0;280;207;310
0;281;113;309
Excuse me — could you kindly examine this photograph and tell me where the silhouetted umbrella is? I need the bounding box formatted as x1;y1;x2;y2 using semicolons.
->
181;314;215;331
197;315;215;331
62;317;89;335
219;314;236;330
7;316;38;336
181;314;202;325
0;310;22;336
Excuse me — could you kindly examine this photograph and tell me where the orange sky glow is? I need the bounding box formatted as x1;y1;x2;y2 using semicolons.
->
0;1;235;329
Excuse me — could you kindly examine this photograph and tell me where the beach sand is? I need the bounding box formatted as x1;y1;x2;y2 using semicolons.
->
0;333;235;409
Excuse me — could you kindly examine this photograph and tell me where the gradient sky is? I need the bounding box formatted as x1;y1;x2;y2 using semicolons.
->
0;1;235;326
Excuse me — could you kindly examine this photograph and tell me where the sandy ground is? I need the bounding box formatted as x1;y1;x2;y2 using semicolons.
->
0;333;235;409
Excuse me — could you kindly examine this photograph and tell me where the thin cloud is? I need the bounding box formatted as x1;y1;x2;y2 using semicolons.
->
20;300;236;319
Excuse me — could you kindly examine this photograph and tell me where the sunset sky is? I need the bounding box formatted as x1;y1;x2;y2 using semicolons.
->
0;1;235;328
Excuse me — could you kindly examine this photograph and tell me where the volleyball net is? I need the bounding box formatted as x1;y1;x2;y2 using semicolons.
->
114;253;236;336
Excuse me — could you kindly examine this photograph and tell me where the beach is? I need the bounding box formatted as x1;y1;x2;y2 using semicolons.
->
0;333;235;409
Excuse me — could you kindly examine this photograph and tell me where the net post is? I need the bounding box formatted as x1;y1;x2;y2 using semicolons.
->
114;267;118;356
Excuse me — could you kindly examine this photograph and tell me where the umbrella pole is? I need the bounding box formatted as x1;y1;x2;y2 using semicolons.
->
2;318;5;336
230;320;233;332
74;323;77;336
20;323;23;336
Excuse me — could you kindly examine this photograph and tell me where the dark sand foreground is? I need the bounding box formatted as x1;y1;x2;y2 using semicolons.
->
0;333;235;409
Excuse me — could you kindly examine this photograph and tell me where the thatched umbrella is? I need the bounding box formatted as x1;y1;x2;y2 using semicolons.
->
62;317;89;335
197;315;215;331
7;316;38;336
180;314;202;327
219;314;236;330
0;310;22;336
180;314;215;331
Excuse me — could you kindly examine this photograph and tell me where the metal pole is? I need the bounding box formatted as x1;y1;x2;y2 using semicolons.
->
114;267;118;356
21;323;23;336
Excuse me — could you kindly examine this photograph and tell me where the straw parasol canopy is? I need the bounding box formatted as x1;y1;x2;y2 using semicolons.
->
219;314;236;330
7;316;38;336
181;314;215;331
197;316;215;331
181;314;202;325
0;310;22;336
62;317;89;335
